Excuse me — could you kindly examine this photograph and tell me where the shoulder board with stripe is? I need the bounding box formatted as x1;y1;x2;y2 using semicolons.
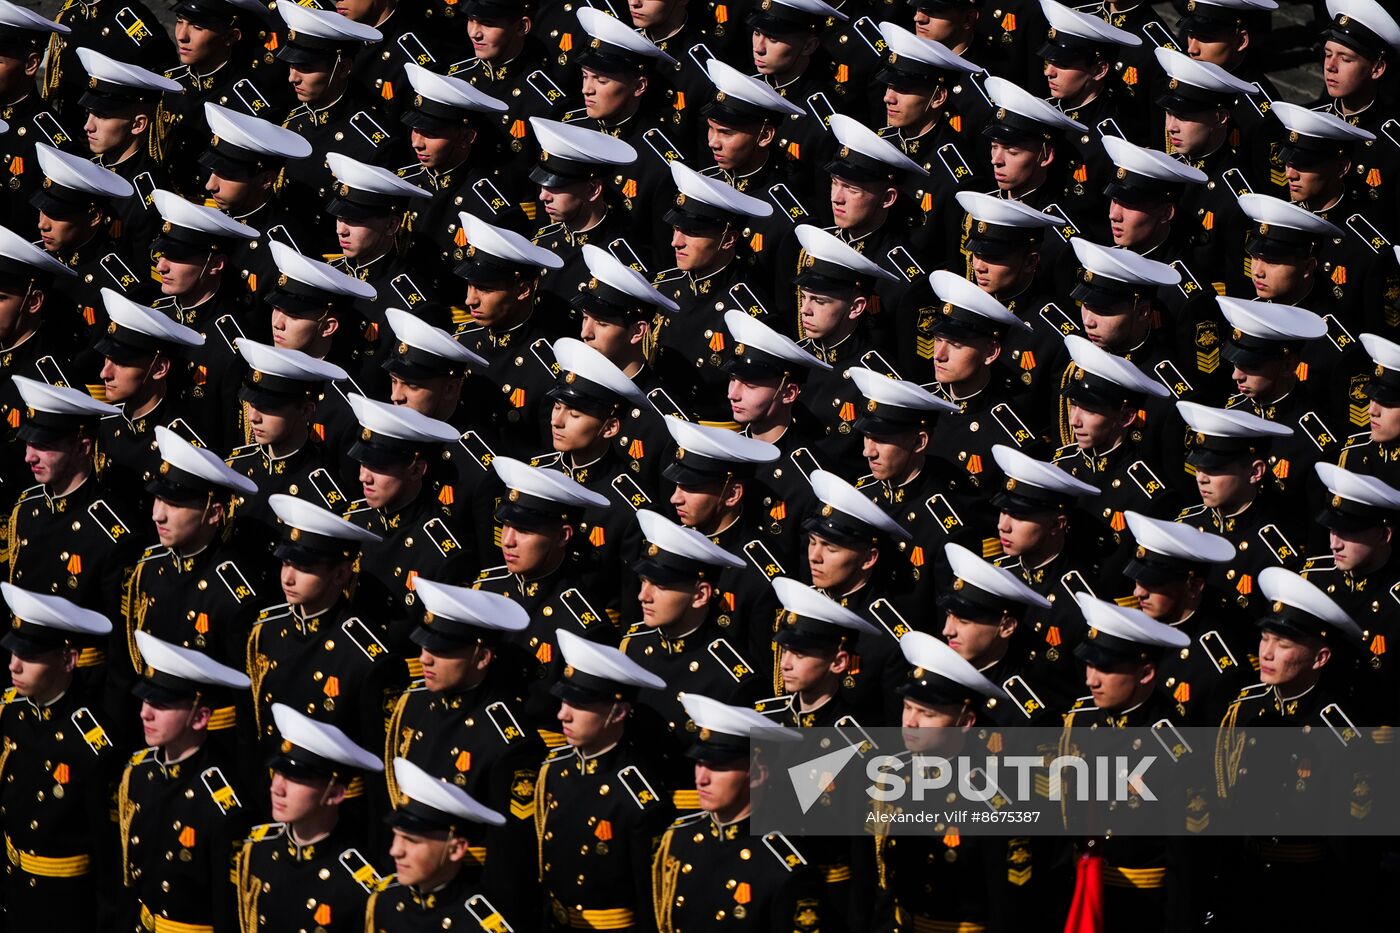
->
768;183;808;221
341;848;388;893
485;700;527;743
867;597;910;640
1198;630;1239;675
1301;555;1335;573
1299;411;1338;452
936;142;974;186
886;245;924;283
1257;524;1298;565
1060;570;1095;600
424;517;462;558
851;15;886;55
100;253;139;292
753;694;793;714
560;588;605;629
201;766;241;814
1127;461;1165;499
212;314;245;354
762;831;808;872
561;107;590;123
647;386;688;419
245;822;285;844
610;474;651;510
456;431;497;472
1320;702;1361;747
307;468;348;512
651;267;686;285
230;78;270;116
254;602;291;623
472;177;511;216
1390;580;1400;608
446;57;479;75
88;500;131;543
132;171;156;209
642;126;685;164
622;622;654;640
924;493;964;535
1177;503;1208;520
1039;302;1080;337
618;764;662;809
990;402;1033;447
707;638;755;682
742;538;785;579
1051;443;1078;464
1002;675;1046;720
1150;718;1191;762
342;617;389;663
1345;213;1389;253
1069;695;1095;712
670;811;709;828
139;545;170;563
609;238;648;274
129;747;157;766
216;561;256;603
1170;259;1204;300
1234;682;1272;702
389;274;427;309
1;687;18;705
349;111;391;148
474;564;511;584
788;447;820;481
1141;20;1178;50
264;224;301;252
860;349;901;379
529;337;558;377
834;715;879;754
532;222;564;242
1042;203;1080;242
15;484;44;504
544;745;574;763
728;282;766;317
71;707;111;754
1322;314;1357;353
397;32;434;65
528;452;563;469
1241;81;1273;119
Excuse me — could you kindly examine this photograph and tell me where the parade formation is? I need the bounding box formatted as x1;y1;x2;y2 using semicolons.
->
0;0;1396;928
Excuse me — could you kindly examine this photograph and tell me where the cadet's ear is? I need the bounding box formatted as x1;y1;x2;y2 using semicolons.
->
981;338;1002;367
23;50;40;79
444;833;471;863
517;16;533;38
756;122;777;148
996;612;1018;640
1312;643;1332;670
1247;457;1268;486
129;111;150;137
1136;660;1156;687
929;84;949;112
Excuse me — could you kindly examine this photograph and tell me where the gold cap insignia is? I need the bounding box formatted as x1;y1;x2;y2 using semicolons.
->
1083;270;1094;282
647;544;659;557
1272;600;1284;613
912;667;925;679
1258;223;1269;235
161;221;172;234
716;91;727;102
159;461;170;475
397;341;409;355
734;343;746;355
508;489;521;502
1339;14;1350;26
42;178;51;189
1288;130;1299;143
839;146;850;159
338;184;350;197
1232;328;1243;341
976;220;987;233
414;94;423;108
287;29;297;40
1378;364;1387;377
1047;27;1057;39
942;302;953;315
587;276;598;291
107;321;117;334
1169;77;1179;90
563;665;575;678
1073;368;1084;381
361;427;372;440
1186;0;1195;10
785;611;799;624
289;528;301;541
88;76;97;89
761;0;772;8
541;150;550;161
699;727;712;741
1195;431;1206;444
888;53;898;64
1135;546;1146;558
251;370;263;383
565;371;577;384
1116;166;1127;180
676;448;686;460
996;107;1006;121
277;273;289;287
866;399;877;412
280;740;293;754
590;37;601;48
1005;478;1018;491
676;193;686;206
802;255;815;268
952;578;964;591
1332;494;1343;508
821;504;833;517
1087;627;1098;639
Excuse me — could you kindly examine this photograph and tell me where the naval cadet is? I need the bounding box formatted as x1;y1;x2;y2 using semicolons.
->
1301;462;1400;721
528;116;650;304
397;62;522;286
0;2;74;234
1054;332;1178;583
651;158;776;421
536;628;676;933
452;211;572;457
0;584;121;930
343;393;474;649
118;631;252;933
981;74;1089;236
1121;510;1254;725
43;0;175;120
196;103;318;315
924;269;1050;492
621;508;764;758
367;758;518;933
323;151;439;396
384;578;544;929
1176;400;1303;613
1337;331;1400;486
93;288;205;501
273;2;391;235
471;455;614;738
147;188;260;453
234;704;384;933
936;541;1064;724
650;692;823;933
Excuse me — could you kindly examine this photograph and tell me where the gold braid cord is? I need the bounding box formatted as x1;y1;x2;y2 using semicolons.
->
148;101;173;163
123;559;150;672
642;311;665;367
1215;702;1246;799
651;828;681;933
1;500;18;571
533;758;553;879
117;764;136;886
363;889;382;933
246;624;269;733
1057;712;1080;829
1057;363;1079;447
382;692;412;806
234;840;259;933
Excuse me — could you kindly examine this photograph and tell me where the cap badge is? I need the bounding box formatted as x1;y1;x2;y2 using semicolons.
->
1258;223;1269;235
1194;431;1206;443
1378;364;1387;377
676;193;686;206
912;667;924;679
42;178;51;189
676;448;686;460
1083;270;1094;282
1115;167;1127;180
414;94;423;108
1073;368;1084;381
888;53;898;64
107;322;117;334
839;146;850;159
1135;546;1146;558
952;578;965;591
1046;27;1057;39
976;220;987;233
360;427;372;440
647;544;659;557
1186;0;1196;10
1272;600;1284;613
289;528;301;541
802;255;815;269
1005;478;1018;491
590;38;601;48
820;504;833;517
587;277;599;291
1288;130;1299;143
1338;14;1350;26
866;399;877;412
715;91;727;102
1168;78;1179;90
564;371;577;384
280;740;293;754
699;727;712;741
1232;328;1243;341
158;461;171;475
733;343;746;356
508;489;521;502
338;184;350;197
996;107;1006;120
785;611;799;624
941;302;953;315
397;341;409;355
251;370;263;383
563;665;575;678
761;0;772;9
287;29;297;40
277;273;289;287
1087;627;1098;639
161;221;172;234
88;76;98;89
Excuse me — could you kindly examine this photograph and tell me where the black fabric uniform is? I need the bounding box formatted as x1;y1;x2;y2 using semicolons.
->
44;0;175;116
365;866;512;933
234;820;379;933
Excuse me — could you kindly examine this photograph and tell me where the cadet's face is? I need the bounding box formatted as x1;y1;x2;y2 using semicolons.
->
538;182;591;225
901;699;963;752
1249;255;1308;301
797;289;856;341
1043;60;1094;101
269;307;328;352
140;699;196;749
464;280;519;329
388;829;450;888
336;216;397;261
1132;578;1194;621
269;771;331;824
280;561;341;607
727;375;785;425
1084;660;1147;710
358;459;419;509
499;523;560;574
883;86;935;129
100;355;152;404
1067;401;1125;450
1330;526;1389;573
1231;357;1291;398
204;172;262;213
8;649;68;700
942;612;1007;666
1193;462;1253;509
389;373;455;417
1163;109;1221;157
1186;30;1241;68
751;30;806;76
550;402;609;453
557;698;615;749
1108;200;1169;249
862;432;921;482
1323;41;1381;100
932;336;985;385
1079;303;1137;350
24;439;83;487
671;227;725;272
156;254;207;297
468;17;519;60
287;62;335;104
243;400;301;447
694;759;749;815
831;176;891;233
997;512;1053;557
669;482;727;529
806;533;872;592
0;50;39;100
780;646;837;694
1371;401;1400;443
971;251;1033;295
84;111;134;157
410;126;473;171
581;68;641;120
1285;162;1340;204
911;12;957;43
418;645;479;692
629;0;677;29
706;120;762;172
175;18;231;68
638;576;699;627
36;211;93;253
0;287;29;340
580;312;643;361
989;142;1043;193
334;0;376;19
152;496;210;550
1258;630;1321;686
